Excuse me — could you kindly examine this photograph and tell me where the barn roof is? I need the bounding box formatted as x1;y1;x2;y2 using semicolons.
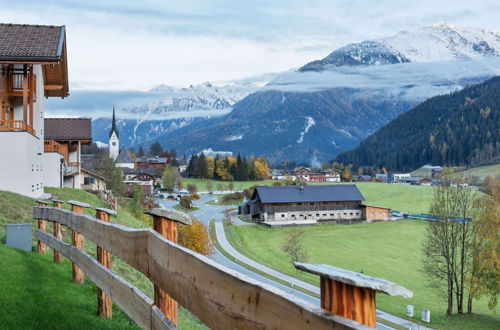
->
254;185;365;203
44;118;91;141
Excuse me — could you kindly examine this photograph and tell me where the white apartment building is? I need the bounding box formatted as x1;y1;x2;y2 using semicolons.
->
0;24;69;197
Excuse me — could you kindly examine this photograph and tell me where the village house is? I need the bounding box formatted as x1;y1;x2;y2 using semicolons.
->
44;118;92;189
0;23;69;197
293;166;341;182
80;167;109;191
115;148;134;169
239;185;390;225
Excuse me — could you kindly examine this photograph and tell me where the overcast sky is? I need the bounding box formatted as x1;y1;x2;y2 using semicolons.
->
1;0;499;90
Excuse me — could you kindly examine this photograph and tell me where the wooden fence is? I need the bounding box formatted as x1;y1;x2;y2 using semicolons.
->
33;205;365;330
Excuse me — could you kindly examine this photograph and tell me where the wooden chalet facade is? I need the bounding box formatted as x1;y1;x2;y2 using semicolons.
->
240;185;390;224
294;167;341;182
0;23;69;197
44;118;92;189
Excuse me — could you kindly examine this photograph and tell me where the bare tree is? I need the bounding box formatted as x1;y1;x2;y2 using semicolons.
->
422;172;478;316
281;228;309;265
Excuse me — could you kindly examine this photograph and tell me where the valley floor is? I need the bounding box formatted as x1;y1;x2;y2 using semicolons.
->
226;221;500;330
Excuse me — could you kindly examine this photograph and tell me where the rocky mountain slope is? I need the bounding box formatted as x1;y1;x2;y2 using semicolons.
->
91;81;259;146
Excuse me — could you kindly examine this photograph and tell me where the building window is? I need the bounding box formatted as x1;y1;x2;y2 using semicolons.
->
84;177;95;185
112;142;116;146
309;202;314;205
281;214;285;218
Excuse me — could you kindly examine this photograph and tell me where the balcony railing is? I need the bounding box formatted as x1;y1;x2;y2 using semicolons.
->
0;120;35;135
64;162;80;176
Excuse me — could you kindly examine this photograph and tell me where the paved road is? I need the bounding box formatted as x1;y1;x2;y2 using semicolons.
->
158;193;431;330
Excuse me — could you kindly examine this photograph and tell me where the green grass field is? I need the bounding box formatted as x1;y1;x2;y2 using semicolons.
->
455;164;500;181
185;178;434;214
227;222;499;330
0;188;206;329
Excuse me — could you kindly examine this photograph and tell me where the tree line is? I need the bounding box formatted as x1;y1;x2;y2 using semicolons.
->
187;153;269;181
335;76;500;172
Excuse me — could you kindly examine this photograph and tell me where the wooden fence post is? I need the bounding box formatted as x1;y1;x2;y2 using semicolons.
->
36;200;48;253
294;263;413;328
144;208;192;326
68;200;90;283
51;199;64;263
95;207;116;318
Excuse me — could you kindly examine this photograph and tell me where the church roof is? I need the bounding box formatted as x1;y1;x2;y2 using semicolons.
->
109;106;119;138
116;149;133;164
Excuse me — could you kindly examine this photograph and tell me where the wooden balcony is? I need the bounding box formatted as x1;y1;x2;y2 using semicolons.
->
6;68;37;98
64;162;80;176
0;120;35;135
44;139;62;153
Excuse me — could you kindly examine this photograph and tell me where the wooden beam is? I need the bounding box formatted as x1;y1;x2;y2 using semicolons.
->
68;201;90;283
22;64;28;124
35;230;176;330
52;200;63;263
36;200;48;254
29;64;34;129
44;84;64;90
95;208;116;318
32;207;363;330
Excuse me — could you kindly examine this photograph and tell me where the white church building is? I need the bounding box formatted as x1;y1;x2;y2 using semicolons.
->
0;23;69;198
109;107;119;161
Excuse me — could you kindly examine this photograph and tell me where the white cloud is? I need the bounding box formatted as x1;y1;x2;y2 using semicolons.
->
1;1;499;90
263;58;500;101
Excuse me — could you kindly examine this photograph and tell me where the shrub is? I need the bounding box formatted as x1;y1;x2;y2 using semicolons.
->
178;219;213;256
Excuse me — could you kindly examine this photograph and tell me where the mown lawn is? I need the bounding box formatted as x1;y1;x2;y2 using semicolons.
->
185;178;434;214
0;244;139;329
227;221;500;330
0;188;206;329
183;178;276;192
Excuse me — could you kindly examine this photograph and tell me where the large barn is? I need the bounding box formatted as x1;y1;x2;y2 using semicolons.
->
239;185;390;225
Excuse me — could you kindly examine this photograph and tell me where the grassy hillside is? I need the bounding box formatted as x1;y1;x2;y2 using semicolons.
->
455;163;500;181
0;244;138;329
227;222;499;330
0;188;206;329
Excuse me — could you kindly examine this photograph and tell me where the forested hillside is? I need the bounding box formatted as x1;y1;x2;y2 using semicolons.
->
335;76;500;171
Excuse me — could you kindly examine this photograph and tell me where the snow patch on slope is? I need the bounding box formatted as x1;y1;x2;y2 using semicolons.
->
297;117;316;144
225;135;243;141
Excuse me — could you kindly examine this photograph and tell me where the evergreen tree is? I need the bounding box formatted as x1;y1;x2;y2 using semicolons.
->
150;142;163;156
187;154;198;176
196;153;208;178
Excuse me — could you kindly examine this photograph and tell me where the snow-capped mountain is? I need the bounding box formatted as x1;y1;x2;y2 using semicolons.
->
91;81;259;146
301;23;500;71
151;23;500;164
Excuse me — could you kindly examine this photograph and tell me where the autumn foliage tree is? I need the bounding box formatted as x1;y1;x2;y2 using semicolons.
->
178;219;213;256
253;157;269;180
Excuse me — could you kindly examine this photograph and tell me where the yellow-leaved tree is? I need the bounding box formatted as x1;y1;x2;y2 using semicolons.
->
253;157;269;180
178;218;213;256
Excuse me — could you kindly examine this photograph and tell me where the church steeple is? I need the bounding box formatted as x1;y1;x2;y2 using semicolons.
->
109;105;119;138
109;106;119;160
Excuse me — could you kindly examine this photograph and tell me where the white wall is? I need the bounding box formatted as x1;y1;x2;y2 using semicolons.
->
0;132;43;197
116;162;134;169
109;132;119;160
273;209;362;222
43;152;63;188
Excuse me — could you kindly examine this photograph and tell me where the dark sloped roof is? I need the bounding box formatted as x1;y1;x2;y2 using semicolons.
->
0;24;65;62
117;149;133;163
44;118;92;141
123;168;158;177
254;185;365;203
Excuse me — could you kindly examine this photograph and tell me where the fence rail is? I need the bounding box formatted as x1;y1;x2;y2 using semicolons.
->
33;206;363;330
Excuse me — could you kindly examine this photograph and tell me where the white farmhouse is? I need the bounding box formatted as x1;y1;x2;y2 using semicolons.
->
0;24;69;198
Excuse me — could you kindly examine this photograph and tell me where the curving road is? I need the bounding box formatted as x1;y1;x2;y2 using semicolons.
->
159;193;431;330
